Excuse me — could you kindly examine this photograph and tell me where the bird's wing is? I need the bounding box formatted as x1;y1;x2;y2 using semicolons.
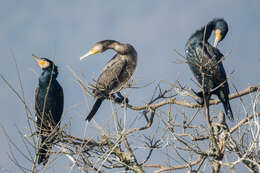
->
196;43;229;90
208;46;229;86
58;84;64;118
34;87;38;107
195;43;222;77
34;87;40;121
97;55;128;92
51;82;64;125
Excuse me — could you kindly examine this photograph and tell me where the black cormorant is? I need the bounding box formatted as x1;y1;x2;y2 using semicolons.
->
33;55;64;165
80;40;137;121
185;18;233;121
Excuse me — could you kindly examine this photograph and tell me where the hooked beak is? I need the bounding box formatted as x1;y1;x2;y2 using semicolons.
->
213;29;222;48
32;54;46;68
80;49;99;60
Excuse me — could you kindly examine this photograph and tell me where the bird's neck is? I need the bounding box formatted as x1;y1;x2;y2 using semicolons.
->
194;21;215;42
107;41;134;55
39;69;58;87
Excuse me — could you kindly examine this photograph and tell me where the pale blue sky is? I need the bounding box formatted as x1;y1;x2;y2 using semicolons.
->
0;1;259;172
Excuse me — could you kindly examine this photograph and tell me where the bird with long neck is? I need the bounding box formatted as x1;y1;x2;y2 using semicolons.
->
33;55;64;165
80;40;137;121
185;18;233;121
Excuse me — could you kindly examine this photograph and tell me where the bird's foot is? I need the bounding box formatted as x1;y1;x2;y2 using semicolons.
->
115;97;129;104
191;89;204;105
115;92;129;104
195;97;204;105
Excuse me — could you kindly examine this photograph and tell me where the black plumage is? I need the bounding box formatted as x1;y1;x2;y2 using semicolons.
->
185;18;233;121
80;40;137;121
33;55;64;165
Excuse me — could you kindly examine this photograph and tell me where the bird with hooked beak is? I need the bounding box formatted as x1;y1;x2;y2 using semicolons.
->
33;54;64;165
185;18;233;121
80;40;137;121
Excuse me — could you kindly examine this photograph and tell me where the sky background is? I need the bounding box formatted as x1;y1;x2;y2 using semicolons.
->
0;1;260;172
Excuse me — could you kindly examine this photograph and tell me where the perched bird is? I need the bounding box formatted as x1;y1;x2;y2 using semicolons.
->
185;18;233;121
33;55;64;165
80;40;137;121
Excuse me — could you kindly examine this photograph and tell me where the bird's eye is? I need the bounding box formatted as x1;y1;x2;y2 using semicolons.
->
93;45;102;51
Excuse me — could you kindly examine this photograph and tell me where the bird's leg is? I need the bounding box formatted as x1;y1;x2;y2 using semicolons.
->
191;89;214;105
112;96;123;103
191;89;204;105
115;92;129;104
110;94;124;103
109;94;117;101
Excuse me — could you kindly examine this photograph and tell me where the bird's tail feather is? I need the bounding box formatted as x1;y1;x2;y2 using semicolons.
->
38;136;49;165
223;100;234;121
86;98;104;121
218;90;234;122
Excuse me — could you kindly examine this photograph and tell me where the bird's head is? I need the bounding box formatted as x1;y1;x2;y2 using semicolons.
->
80;40;118;60
213;19;228;47
32;54;59;81
32;54;57;71
80;42;106;60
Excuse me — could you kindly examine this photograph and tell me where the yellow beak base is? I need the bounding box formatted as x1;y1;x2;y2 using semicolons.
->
214;29;222;47
32;55;49;68
80;49;99;60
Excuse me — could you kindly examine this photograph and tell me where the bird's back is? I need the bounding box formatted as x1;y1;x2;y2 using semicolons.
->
185;36;229;93
35;80;64;127
96;51;137;95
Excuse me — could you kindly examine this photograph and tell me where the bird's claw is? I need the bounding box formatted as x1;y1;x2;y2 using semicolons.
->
190;89;204;105
195;97;204;105
115;97;129;104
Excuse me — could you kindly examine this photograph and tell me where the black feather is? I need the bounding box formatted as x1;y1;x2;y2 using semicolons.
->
185;19;233;121
34;58;64;165
86;98;104;121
